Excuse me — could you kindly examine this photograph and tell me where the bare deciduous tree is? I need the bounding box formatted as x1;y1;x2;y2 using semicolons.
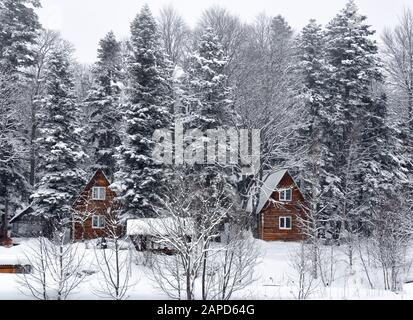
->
149;179;229;300
19;230;85;300
157;5;191;66
382;8;413;128
148;173;258;300
207;226;259;300
18;236;50;300
196;6;246;76
288;243;318;300
93;207;133;300
46;230;85;300
370;194;413;292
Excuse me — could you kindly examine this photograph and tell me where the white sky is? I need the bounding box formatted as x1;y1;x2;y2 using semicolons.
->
37;0;413;64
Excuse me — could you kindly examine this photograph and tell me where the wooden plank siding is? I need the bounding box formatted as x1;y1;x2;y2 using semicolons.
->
0;265;31;274
0;266;16;274
72;170;121;241
258;172;306;241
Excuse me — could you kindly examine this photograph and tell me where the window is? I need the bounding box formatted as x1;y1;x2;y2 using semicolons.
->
92;187;106;200
279;216;292;230
92;215;105;229
279;189;292;202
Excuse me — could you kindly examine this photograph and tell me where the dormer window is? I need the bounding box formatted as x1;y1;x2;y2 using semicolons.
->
279;189;292;202
92;187;106;200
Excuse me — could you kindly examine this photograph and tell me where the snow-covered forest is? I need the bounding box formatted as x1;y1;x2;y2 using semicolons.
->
0;0;413;300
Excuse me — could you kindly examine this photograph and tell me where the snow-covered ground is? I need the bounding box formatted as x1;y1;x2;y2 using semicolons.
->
1;238;413;300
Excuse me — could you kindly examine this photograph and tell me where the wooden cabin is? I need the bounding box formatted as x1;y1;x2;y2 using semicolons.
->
247;169;306;241
72;169;121;241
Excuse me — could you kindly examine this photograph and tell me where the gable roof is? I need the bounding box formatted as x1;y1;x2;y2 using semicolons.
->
246;169;292;214
72;169;112;208
10;170;113;223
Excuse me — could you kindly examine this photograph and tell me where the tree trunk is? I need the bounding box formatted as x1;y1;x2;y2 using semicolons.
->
408;89;413;132
201;249;208;300
1;183;9;241
312;243;318;279
186;262;192;300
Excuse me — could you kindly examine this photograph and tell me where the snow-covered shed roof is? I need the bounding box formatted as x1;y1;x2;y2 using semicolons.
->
127;218;195;237
9;206;34;224
0;254;29;266
246;169;289;214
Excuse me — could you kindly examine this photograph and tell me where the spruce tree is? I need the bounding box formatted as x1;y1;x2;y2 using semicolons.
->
322;0;382;237
359;93;410;233
0;0;41;71
112;5;173;220
0;70;29;237
182;28;240;300
188;28;235;130
0;0;41;236
86;31;123;179
31;48;86;234
295;19;329;236
182;27;239;210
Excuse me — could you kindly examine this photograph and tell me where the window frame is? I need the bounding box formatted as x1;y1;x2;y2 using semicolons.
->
279;216;292;230
92;215;105;229
279;188;292;202
92;187;106;201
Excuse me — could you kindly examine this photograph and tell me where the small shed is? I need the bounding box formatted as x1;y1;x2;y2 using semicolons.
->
127;218;195;254
9;207;44;238
0;256;31;274
247;169;307;241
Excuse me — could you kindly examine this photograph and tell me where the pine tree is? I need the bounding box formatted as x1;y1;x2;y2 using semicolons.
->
31;48;86;235
86;31;123;179
0;0;41;71
112;5;173;220
322;0;382;237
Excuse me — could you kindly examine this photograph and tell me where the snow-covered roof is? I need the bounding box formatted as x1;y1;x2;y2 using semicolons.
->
9;206;33;224
246;169;288;214
127;218;195;237
0;255;29;266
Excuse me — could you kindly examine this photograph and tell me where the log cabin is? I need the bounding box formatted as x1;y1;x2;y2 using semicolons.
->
247;169;307;241
72;169;122;241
